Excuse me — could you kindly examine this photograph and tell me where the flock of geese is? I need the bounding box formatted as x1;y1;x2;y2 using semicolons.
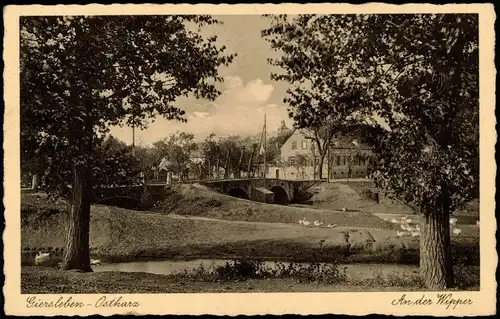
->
388;215;421;238
32;213;479;267
385;215;480;238
297;206;347;229
298;217;337;228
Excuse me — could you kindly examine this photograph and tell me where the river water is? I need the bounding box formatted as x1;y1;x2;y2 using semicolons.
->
91;259;418;280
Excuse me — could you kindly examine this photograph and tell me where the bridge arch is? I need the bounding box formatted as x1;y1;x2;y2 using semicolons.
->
227;187;250;200
270;186;289;204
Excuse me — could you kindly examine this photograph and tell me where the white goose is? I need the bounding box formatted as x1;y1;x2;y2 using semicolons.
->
452;227;463;236
314;220;324;227
35;252;52;266
327;224;337;228
391;218;400;224
396;230;410;237
303;220;311;226
90;259;101;265
401;224;413;231
449;217;458;226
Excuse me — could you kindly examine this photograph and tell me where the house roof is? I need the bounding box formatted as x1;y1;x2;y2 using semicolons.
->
330;139;372;150
278;128;298;148
279;127;372;151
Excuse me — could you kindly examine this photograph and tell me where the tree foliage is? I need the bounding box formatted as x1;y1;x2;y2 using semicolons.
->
198;134;261;179
262;14;478;289
155;131;198;177
21;15;235;193
93;136;141;187
20;15;235;271
262;15;371;178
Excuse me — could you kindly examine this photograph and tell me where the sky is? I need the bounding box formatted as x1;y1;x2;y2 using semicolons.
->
109;15;294;146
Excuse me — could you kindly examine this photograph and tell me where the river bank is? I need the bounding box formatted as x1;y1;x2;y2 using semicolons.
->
22;262;479;294
21;187;480;293
21;266;416;293
21;206;479;266
21;189;480;266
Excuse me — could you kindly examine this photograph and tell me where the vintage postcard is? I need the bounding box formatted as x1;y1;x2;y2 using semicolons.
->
3;3;497;316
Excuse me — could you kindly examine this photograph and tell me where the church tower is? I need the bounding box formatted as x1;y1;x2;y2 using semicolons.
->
277;120;291;136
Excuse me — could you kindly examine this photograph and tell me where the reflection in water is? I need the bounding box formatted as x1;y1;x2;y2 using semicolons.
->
92;259;418;279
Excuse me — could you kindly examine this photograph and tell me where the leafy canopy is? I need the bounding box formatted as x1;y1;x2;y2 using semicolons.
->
262;14;478;213
21;15;235;194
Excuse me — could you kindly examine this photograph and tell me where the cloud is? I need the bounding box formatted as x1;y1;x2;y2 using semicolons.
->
109;76;292;145
192;111;211;119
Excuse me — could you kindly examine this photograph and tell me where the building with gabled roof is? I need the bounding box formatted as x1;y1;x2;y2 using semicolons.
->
275;122;375;181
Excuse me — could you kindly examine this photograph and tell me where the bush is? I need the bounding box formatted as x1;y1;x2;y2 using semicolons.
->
214;258;266;281
170;257;477;290
171;257;348;284
453;255;480;289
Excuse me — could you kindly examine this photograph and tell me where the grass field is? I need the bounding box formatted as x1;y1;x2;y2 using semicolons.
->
20;183;480;293
308;181;415;215
152;184;400;229
21;187;479;265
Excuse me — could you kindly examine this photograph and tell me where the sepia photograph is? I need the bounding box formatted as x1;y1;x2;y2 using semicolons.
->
3;3;496;316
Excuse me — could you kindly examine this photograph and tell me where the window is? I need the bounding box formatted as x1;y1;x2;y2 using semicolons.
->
360;156;365;166
289;156;296;166
315;157;320;165
343;156;347;166
305;157;311;166
301;140;308;149
336;156;341;166
291;141;297;150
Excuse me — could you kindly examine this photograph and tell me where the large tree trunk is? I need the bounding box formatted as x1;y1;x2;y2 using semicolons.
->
60;162;92;272
420;201;454;289
61;111;93;272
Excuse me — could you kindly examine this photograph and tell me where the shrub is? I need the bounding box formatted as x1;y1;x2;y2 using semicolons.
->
453;256;480;289
172;257;348;284
214;258;266;281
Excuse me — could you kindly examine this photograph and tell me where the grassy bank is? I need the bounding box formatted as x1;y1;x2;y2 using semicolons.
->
22;259;479;294
309;181;414;215
21;191;479;266
152;184;400;229
20;266;418;293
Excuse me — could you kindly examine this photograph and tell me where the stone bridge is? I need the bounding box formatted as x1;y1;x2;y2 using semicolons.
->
195;178;321;204
91;178;322;209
